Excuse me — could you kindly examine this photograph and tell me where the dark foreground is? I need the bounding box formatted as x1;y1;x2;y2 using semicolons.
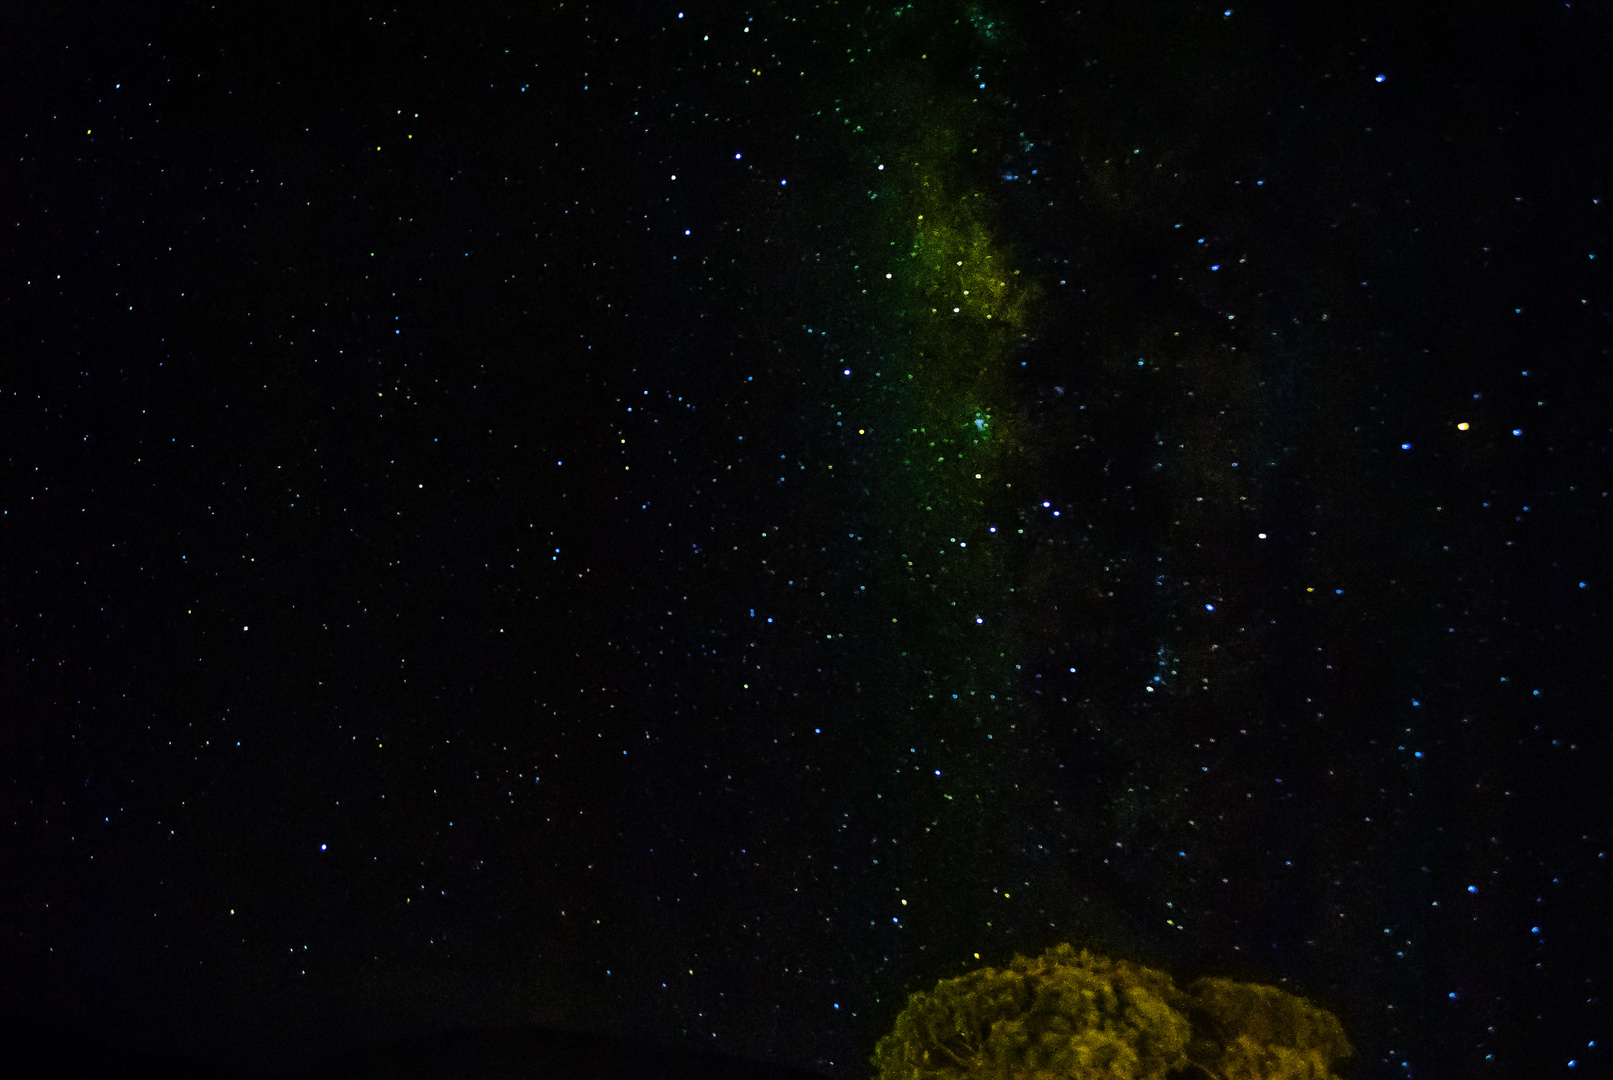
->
1;1016;836;1080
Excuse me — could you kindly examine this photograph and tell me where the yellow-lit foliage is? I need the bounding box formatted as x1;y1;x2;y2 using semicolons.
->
1183;978;1353;1080
871;944;1352;1080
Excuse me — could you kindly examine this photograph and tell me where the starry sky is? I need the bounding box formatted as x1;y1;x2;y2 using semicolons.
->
3;3;1611;1078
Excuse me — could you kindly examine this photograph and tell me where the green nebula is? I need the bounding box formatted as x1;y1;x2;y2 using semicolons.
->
811;16;1075;963
794;0;1300;1024
878;111;1042;701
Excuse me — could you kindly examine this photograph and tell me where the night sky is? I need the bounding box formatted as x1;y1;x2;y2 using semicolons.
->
4;3;1611;1078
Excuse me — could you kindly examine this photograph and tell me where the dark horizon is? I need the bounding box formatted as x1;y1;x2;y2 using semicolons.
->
4;1014;842;1080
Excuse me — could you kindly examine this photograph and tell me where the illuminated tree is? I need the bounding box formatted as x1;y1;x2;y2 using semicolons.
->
1179;976;1353;1080
870;943;1352;1080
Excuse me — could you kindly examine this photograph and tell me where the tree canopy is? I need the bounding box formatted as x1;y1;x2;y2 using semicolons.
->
870;942;1352;1080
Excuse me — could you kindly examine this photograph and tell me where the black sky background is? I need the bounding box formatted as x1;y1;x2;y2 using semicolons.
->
3;3;1611;1078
